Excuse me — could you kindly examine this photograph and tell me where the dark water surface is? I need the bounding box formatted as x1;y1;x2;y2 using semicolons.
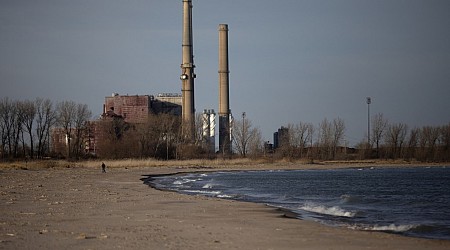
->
146;167;450;240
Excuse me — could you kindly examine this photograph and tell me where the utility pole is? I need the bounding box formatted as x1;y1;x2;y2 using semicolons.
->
367;97;371;146
242;112;246;157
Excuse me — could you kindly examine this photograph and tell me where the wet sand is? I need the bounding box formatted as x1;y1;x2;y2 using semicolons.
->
1;164;449;249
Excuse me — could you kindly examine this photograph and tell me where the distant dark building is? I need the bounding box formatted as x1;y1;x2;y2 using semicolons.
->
264;141;273;154
273;126;289;149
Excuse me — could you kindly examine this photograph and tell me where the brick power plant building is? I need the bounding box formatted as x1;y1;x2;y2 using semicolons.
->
51;93;182;157
103;93;182;123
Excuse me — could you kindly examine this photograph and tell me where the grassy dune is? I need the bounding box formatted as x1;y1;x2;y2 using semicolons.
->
0;158;273;170
0;157;446;171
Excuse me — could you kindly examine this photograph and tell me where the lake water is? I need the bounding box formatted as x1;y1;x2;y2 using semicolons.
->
146;167;450;240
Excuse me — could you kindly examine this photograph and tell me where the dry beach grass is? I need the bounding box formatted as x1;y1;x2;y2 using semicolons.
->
1;159;449;249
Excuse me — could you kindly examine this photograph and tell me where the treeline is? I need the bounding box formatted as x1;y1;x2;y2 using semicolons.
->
2;97;448;162
0;97;91;160
0;97;212;161
360;113;450;162
94;113;191;159
0;97;200;160
272;115;450;162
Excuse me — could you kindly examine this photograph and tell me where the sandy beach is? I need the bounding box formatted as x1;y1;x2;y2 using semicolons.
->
1;163;449;249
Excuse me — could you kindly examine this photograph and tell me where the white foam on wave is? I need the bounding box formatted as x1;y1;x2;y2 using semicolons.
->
217;194;234;198
300;203;356;218
182;189;221;195
202;183;214;189
173;178;197;185
351;223;416;232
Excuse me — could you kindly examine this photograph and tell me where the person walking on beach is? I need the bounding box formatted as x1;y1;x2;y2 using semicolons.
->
101;162;106;173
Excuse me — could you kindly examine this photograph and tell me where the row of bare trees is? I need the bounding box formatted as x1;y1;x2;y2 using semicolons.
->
271;114;449;162
2;96;447;162
0;97;91;160
361;113;450;162
272;118;346;161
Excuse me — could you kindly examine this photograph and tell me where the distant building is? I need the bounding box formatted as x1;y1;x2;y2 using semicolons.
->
264;141;273;154
103;93;182;123
273;126;289;149
152;93;182;116
52;92;183;157
51;127;70;156
202;109;216;153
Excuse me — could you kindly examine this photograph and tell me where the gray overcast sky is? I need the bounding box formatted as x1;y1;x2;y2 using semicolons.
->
1;0;449;146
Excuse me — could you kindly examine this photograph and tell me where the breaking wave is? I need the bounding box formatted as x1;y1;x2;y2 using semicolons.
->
202;183;214;189
300;203;356;218
351;224;417;233
145;167;450;240
173;179;197;185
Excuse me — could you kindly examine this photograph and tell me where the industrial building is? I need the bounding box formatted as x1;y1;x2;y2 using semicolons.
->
103;93;182;123
273;126;289;149
202;109;216;153
53;0;234;158
52;93;182;157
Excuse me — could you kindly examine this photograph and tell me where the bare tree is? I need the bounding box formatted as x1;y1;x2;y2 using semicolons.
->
0;98;22;158
385;123;408;159
306;122;315;160
133;113;181;159
12;101;24;157
72;103;91;159
35;98;56;158
247;126;263;158
317;118;333;160
194;113;204;146
56;101;77;159
418;126;440;161
159;113;181;159
439;123;450;161
315;118;346;160
405;127;419;161
0;98;11;158
287;122;314;159
371;113;388;158
332;118;346;159
232;114;258;157
18;100;36;158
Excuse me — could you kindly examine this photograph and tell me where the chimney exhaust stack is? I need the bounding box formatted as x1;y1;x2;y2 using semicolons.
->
181;0;195;140
218;24;231;154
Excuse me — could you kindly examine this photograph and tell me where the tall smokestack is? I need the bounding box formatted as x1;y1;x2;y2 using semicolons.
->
218;24;231;154
180;0;195;140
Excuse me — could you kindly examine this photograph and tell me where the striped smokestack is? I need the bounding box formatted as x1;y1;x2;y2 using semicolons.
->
218;24;231;154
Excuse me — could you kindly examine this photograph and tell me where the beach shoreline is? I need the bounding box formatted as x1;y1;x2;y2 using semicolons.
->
1;162;449;249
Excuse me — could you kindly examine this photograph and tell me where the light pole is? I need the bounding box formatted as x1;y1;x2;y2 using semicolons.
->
366;97;371;146
242;112;246;157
